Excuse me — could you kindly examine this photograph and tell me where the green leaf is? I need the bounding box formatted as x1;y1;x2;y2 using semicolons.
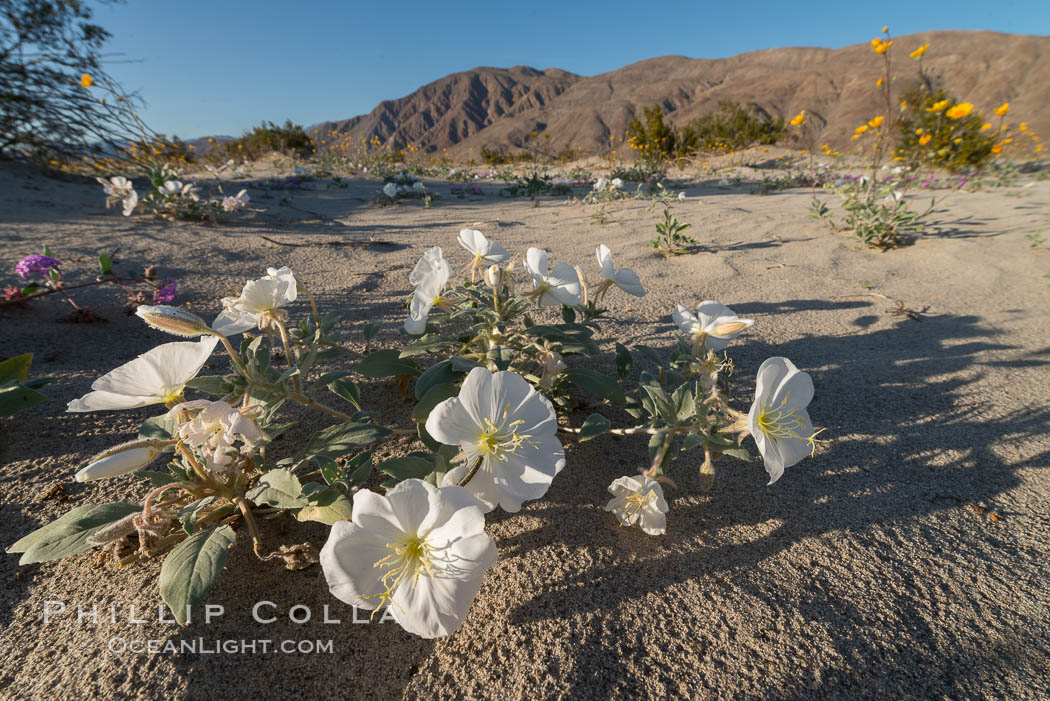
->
136;469;181;487
414;359;456;399
564;368;626;405
0;384;47;417
376;455;433;481
7;502;141;565
178;497;218;534
425;445;458;486
672;384;696;422
486;345;515;371
357;349;421;378
614;343;632;380
561;306;576;323
635;345;664;369
411;382;458;423
578;413;611;441
648;433;678;473
362;320;381;342
245;469;307;509
345;452;373;486
305;422;391;460
159;525;236;625
138;415;175;440
0;354;32;384
640;383;675;421
327;377;362;410
184;375;233;396
400;335;457;358
98;253;113;275
296;487;353;525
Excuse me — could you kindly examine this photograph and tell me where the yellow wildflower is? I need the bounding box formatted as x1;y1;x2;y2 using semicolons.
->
869;115;884;129
872;39;892;55
980;123;991;131
945;103;973;119
927;100;949;113
1020;122;1028;131
882;26;889;33
790;110;806;126
919;134;932;146
909;44;929;59
994;103;1009;117
855;124;869;135
991;143;1002;154
915;128;924;135
80;73;93;88
876;77;884;87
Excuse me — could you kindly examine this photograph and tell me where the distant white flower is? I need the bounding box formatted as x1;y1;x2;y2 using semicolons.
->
672;301;754;352
458;229;510;270
408;246;451;287
98;175;134;201
605;475;669;535
426;367;565;512
595;244;646;298
404;250;450;335
159;180;198;200
610;177;624;190
320;479;497;638
593;177;608;191
221;189;250;212
677;191;687;201
75;438;170;482
718;178;730;186
121;189;138;217
747;357;818;485
412;181;426;192
66;337;218;412
212;266;298;336
382;182;398;198
524;247;581;307
167;399;266;473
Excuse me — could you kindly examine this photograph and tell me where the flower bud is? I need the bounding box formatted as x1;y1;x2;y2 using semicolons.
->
485;265;503;288
135;305;212;337
75;439;170;482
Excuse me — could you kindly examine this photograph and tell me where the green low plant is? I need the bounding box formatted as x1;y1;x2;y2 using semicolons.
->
649;207;697;255
0;354;54;417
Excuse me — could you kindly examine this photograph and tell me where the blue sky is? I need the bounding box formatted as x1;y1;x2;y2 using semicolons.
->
93;0;1048;139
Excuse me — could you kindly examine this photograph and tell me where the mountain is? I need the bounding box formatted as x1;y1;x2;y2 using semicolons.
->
313;31;1050;157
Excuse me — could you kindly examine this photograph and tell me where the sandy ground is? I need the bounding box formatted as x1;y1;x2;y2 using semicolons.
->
1;159;1049;700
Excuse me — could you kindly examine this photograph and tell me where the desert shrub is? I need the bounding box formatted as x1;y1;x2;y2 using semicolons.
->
681;101;786;152
626;105;680;166
223;120;314;160
481;146;533;165
897;87;996;172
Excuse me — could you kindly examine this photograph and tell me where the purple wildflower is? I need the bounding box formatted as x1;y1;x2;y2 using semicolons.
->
153;278;177;304
15;255;61;280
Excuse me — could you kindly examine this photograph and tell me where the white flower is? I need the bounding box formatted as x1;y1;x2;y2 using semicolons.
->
382;182;398;198
212;266;298;336
98;176;134;200
221;189;249;212
167;400;266;473
677;191;686;201
747;357;817;485
412;181;426;192
718;178;730;186
320;479;497;638
596;244;646;298
610;177;623;190
593;177;608;191
404;251;450;335
524;247;581;307
408;246;451;287
121;189;138;217
75;439;170;482
672;301;754;352
67;337;218;412
605;475;669;535
484;264;503;288
159;180;198;200
458;229;510;267
538;350;566;389
426;367;565;512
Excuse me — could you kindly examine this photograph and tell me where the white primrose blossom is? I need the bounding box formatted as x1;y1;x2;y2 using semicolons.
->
221;189;250;212
595;244;646;298
166;400;267;473
159;180;199;201
98;175;134;201
672;301;754;352
458;229;510;273
524;247;581;307
121;189;138;217
426;367;565;512
747;357;819;485
66;336;218;412
605;475;669;535
382;182;398;199
320;479;497;638
484;264;503;288
212;266;298;336
405;247;451;335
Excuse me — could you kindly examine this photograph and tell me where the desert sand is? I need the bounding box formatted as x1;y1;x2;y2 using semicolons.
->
1;157;1048;700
